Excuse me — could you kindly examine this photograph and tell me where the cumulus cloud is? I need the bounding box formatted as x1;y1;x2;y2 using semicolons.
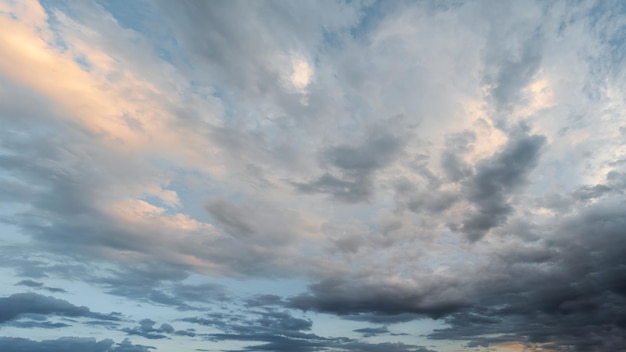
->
1;0;626;351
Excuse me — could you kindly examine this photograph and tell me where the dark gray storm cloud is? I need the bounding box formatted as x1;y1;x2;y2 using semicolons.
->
0;337;153;352
288;277;468;320
459;129;546;241
286;162;626;351
286;198;626;351
353;326;389;337
0;293;121;324
426;198;626;351
343;313;423;325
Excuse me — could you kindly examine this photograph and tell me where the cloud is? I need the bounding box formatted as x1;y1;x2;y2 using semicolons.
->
255;310;312;332
244;294;285;308
322;128;404;173
172;283;230;303
487;36;543;117
353;326;389;337
6;320;72;329
294;172;374;203
458;128;546;241
0;337;153;352
572;184;612;202
213;335;435;352
294;119;411;203
425;198;626;350
121;319;174;340
183;307;435;352
343;313;423;325
0;293;121;324
15;280;67;293
288;277;468;320
94;266;224;311
180;314;232;331
181;305;417;351
16;279;43;288
1;1;626;351
184;310;324;352
154;0;361;101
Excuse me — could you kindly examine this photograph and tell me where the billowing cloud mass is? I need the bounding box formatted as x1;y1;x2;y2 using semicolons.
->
0;0;625;351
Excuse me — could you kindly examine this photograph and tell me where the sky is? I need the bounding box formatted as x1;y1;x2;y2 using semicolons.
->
0;0;625;351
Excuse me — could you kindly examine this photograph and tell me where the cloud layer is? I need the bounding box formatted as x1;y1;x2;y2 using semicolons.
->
0;0;625;351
